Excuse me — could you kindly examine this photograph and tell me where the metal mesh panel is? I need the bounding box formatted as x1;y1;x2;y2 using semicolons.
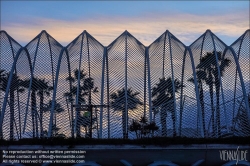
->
0;31;22;118
0;29;249;140
190;30;249;138
65;31;104;138
0;31;23;140
107;31;146;139
231;30;250;136
148;31;200;138
23;31;63;138
107;32;127;138
231;30;249;95
127;33;146;139
1;48;32;140
48;49;72;139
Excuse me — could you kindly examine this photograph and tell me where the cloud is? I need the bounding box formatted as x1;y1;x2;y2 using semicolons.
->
2;9;248;47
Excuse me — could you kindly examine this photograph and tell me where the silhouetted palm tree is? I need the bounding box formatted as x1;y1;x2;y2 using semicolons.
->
44;100;65;136
64;69;98;137
36;78;53;137
21;77;41;138
0;70;25;140
129;116;159;139
152;77;183;137
196;51;231;137
188;70;207;137
110;88;143;139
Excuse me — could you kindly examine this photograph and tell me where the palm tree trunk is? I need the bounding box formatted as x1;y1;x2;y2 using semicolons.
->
34;96;38;138
39;93;44;138
215;77;221;137
70;102;74;138
9;87;15;141
168;99;176;137
171;112;176;137
65;98;72;136
179;104;183;136
199;82;206;137
122;110;126;139
160;108;167;137
76;106;81;138
31;91;36;138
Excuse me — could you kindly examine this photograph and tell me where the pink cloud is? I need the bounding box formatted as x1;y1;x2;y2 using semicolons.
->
2;10;248;46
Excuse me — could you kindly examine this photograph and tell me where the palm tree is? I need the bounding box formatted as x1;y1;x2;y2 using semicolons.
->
188;70;207;137
64;69;98;138
152;77;183;137
43;100;65;137
21;77;41;138
110;88;143;139
0;71;25;140
78;110;97;138
36;79;53;138
196;51;231;137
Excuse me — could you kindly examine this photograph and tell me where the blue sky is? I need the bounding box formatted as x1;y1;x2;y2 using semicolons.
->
1;1;249;46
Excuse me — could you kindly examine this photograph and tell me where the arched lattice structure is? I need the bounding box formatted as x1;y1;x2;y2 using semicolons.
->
230;29;250;136
0;47;33;141
22;30;63;139
0;29;249;140
148;30;202;138
50;31;105;138
190;30;250;138
106;31;146;139
0;31;24;140
0;31;22;113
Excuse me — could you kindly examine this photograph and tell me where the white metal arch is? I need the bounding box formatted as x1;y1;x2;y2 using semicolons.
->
209;30;229;136
48;47;68;137
0;47;32;139
22;32;42;135
186;47;204;138
227;46;250;124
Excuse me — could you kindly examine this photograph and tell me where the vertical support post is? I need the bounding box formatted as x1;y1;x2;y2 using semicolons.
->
168;33;178;137
229;46;250;126
125;31;128;139
187;47;204;137
46;32;55;88
8;35;21;139
146;47;152;122
162;32;167;78
143;46;147;118
232;33;245;131
179;48;187;136
100;47;106;138
48;48;65;137
45;32;54;138
106;48;110;138
23;33;42;135
74;32;84;138
210;31;229;135
65;49;74;138
222;48;231;134
86;34;93;138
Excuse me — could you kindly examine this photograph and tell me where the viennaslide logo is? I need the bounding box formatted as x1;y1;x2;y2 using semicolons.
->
219;146;248;165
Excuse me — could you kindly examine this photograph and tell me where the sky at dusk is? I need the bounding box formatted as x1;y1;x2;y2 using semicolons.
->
1;1;249;47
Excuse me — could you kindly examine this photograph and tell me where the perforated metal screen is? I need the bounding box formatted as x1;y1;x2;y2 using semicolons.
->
0;29;249;140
